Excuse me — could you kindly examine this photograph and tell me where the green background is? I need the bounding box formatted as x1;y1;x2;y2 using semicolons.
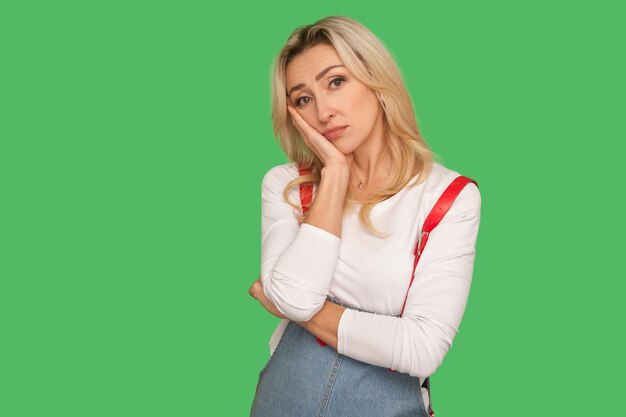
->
1;0;623;415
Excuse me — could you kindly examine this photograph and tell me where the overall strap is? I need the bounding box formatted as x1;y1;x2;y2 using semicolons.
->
400;175;479;315
391;175;478;417
298;164;314;215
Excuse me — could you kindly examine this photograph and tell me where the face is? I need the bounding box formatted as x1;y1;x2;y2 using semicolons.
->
285;43;384;155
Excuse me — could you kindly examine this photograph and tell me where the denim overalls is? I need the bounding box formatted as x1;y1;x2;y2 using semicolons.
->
250;296;433;417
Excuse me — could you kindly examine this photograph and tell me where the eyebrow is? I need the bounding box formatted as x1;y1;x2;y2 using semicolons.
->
287;65;345;97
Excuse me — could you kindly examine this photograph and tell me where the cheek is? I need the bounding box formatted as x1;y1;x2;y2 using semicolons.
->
352;91;380;125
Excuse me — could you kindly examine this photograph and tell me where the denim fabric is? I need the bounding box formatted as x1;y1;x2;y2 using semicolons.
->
250;298;431;417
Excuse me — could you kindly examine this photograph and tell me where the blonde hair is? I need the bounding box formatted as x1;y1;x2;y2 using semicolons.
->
270;16;437;237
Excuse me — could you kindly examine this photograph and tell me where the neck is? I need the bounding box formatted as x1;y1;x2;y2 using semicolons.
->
353;151;390;184
351;116;390;184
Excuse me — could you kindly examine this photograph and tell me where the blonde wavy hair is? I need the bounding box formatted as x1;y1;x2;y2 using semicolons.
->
270;16;438;237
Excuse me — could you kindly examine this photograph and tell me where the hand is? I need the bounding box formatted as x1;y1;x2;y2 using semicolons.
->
249;274;288;319
287;105;354;170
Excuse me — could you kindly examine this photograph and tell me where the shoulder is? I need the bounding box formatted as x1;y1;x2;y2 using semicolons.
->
261;161;300;192
262;162;299;184
424;163;481;212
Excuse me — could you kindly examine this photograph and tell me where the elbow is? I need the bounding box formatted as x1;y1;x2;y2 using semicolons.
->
262;271;327;322
405;345;443;378
407;343;449;378
404;318;456;378
271;297;322;322
288;306;322;323
413;352;445;378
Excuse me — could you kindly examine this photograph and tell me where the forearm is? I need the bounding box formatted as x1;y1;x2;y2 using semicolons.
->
337;309;447;377
263;228;340;322
303;165;349;238
259;164;347;322
298;300;347;351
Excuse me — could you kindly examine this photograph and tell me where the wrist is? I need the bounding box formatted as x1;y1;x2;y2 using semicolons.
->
321;165;350;190
321;163;350;178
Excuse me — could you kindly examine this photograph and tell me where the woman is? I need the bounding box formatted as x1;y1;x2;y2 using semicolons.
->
248;15;481;417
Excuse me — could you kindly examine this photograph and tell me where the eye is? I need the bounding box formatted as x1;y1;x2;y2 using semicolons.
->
294;76;347;108
294;96;311;108
330;76;346;88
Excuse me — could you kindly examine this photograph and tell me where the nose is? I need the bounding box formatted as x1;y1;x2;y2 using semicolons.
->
314;93;336;123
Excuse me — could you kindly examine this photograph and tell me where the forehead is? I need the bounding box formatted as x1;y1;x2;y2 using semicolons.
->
285;44;343;85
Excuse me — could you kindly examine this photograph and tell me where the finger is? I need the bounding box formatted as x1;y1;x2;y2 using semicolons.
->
288;106;320;138
287;106;305;134
289;109;313;134
287;107;306;138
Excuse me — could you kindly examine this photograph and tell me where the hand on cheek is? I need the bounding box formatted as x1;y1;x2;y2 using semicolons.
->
286;106;351;169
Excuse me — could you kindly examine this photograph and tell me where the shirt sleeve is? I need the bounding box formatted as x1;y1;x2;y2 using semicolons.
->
260;166;341;322
336;182;481;378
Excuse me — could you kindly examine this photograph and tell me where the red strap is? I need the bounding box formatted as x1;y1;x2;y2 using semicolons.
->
298;165;313;216
399;175;479;315
388;175;478;382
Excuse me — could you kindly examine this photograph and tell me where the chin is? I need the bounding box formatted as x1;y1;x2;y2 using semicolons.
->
333;144;356;155
333;138;362;155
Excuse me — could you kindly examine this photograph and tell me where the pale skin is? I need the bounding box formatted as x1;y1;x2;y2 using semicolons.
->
249;43;394;350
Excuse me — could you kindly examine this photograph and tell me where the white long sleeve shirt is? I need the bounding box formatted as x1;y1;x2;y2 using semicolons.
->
260;161;481;409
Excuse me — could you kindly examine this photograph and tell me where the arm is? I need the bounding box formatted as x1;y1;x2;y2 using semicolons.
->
297;300;347;350
320;183;480;377
260;164;349;322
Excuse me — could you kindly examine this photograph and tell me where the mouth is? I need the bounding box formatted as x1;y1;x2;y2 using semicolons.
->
323;126;348;140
